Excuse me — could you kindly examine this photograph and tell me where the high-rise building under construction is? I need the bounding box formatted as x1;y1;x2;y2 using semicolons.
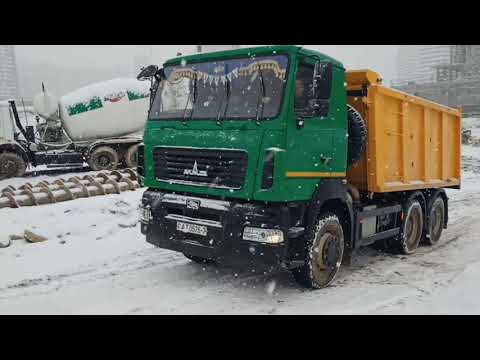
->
394;45;451;85
394;45;480;116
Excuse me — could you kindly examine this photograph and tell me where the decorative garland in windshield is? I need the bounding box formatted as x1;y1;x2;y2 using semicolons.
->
169;59;287;85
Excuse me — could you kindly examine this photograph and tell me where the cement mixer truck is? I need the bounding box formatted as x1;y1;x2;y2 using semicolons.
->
0;78;150;179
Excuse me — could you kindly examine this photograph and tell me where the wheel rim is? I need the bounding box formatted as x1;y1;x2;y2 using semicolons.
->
311;232;342;286
432;208;442;234
97;155;112;168
430;201;444;242
405;205;422;250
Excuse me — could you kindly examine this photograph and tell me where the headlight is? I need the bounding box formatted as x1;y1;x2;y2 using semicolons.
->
139;204;152;224
242;227;284;244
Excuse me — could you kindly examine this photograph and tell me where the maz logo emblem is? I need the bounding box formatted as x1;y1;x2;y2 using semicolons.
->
183;161;208;177
186;199;201;210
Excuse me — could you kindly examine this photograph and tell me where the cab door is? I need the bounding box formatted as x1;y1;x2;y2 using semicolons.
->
285;58;339;184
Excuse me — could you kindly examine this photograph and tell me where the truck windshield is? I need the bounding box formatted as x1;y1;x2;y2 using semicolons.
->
149;55;289;121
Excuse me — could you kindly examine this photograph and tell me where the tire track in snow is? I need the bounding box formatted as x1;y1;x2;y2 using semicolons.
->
0;249;185;300
1;170;479;314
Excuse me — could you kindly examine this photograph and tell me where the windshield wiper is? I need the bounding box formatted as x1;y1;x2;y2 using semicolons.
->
182;72;198;124
216;77;231;125
255;61;266;124
189;72;198;122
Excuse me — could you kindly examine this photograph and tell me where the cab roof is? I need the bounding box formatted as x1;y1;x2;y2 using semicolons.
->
163;45;344;69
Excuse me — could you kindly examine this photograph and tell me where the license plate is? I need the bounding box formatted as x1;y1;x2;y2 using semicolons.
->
176;221;208;237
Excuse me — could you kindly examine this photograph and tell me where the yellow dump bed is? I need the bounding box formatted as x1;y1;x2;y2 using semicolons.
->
346;70;462;193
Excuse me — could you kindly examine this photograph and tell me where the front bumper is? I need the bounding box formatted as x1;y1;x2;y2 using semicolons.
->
140;190;304;272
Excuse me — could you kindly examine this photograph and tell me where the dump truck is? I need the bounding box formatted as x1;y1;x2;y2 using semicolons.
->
138;45;462;289
0;78;150;179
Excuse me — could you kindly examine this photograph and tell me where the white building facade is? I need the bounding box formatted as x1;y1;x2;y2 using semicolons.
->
417;45;451;84
0;45;18;100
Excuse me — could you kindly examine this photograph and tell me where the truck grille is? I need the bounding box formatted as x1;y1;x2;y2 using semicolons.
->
153;147;248;189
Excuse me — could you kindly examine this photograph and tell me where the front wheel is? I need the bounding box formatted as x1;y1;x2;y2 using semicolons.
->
292;213;344;289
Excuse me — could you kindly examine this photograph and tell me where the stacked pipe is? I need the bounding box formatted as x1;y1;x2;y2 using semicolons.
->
0;169;141;209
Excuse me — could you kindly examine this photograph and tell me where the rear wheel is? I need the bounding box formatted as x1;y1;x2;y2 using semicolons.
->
0;152;26;180
425;197;445;246
184;253;215;265
88;146;119;171
388;200;424;255
292;213;344;289
124;144;139;169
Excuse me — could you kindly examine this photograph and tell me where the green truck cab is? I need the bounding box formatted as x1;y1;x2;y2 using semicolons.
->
138;45;451;289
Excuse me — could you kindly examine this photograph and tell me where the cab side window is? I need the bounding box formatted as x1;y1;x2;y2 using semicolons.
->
295;62;315;115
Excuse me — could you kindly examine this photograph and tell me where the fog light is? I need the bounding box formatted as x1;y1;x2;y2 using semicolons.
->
242;227;284;244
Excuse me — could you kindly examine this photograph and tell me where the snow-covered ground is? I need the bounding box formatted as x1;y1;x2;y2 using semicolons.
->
1;147;480;314
464;117;480;138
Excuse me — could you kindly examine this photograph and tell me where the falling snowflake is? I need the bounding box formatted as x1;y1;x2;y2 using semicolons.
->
266;280;276;295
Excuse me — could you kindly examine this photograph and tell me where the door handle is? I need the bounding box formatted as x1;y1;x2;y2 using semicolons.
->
296;117;305;130
320;156;333;165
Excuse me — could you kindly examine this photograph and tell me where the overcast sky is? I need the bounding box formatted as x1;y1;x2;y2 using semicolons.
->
16;45;399;79
304;45;399;83
14;45;400;99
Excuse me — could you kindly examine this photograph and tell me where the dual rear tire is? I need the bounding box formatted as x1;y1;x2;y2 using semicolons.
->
389;199;424;255
88;146;119;171
385;195;446;255
424;197;445;246
88;144;139;171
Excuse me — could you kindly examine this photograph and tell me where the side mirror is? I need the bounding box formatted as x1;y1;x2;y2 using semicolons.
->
312;62;333;117
137;65;159;81
154;68;165;82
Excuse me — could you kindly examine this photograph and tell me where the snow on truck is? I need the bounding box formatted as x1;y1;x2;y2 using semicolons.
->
0;78;150;179
138;45;462;289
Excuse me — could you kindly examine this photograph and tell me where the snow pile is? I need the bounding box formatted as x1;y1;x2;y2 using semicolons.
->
0;185;145;288
463;117;480;130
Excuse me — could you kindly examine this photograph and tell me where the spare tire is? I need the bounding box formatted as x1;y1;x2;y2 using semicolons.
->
347;104;367;167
